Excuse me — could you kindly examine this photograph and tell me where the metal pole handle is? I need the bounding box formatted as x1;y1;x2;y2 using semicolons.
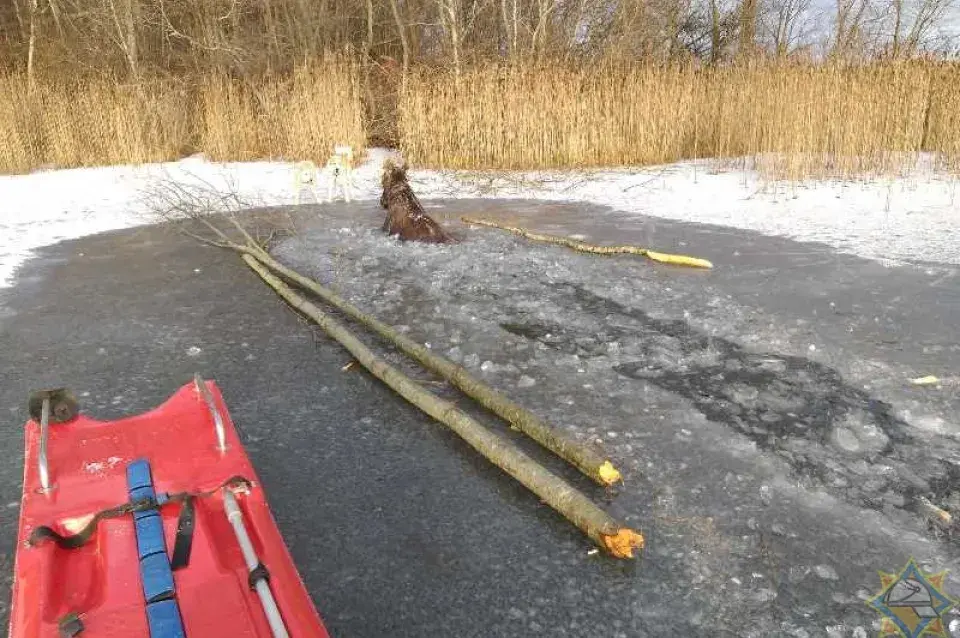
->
27;388;78;493
223;488;290;638
38;397;51;492
194;374;227;453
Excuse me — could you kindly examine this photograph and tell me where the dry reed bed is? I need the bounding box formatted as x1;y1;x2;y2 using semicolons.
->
0;59;365;175
398;61;960;179
0;77;194;173
199;63;365;162
2;60;959;179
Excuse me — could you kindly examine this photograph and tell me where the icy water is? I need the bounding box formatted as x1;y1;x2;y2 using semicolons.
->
273;198;960;637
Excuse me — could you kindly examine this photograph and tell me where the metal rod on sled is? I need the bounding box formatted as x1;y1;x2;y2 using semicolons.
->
38;397;51;491
28;388;79;494
223;488;290;638
194;373;228;453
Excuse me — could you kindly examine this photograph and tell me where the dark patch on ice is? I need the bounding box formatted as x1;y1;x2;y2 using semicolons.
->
498;284;911;453
580;289;911;449
499;284;960;530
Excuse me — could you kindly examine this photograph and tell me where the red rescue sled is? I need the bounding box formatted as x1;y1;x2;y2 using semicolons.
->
9;376;332;638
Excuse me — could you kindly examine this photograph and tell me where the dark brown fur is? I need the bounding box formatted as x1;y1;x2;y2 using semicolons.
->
379;160;454;243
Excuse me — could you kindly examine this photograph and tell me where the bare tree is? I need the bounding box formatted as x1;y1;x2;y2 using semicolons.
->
832;0;873;58
886;0;956;56
386;0;411;74
501;0;519;56
436;0;464;74
105;0;139;78
26;0;38;81
763;0;817;56
529;0;561;58
739;0;759;56
711;0;725;61
597;0;706;60
8;0;28;41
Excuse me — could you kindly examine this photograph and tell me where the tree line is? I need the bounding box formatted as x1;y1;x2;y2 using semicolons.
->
2;0;957;80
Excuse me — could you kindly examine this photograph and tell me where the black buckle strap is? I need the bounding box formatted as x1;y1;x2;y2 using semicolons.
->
29;476;252;552
169;495;195;571
146;590;178;605
29;496;160;549
248;562;271;590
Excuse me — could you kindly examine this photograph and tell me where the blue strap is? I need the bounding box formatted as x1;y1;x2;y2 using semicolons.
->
126;459;187;638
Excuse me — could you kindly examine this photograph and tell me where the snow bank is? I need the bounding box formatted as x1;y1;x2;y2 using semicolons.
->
1;147;957;288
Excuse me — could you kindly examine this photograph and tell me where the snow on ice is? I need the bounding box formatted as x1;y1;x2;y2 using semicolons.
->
2;148;958;288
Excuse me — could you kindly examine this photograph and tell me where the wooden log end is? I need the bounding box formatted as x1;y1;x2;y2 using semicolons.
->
597;460;623;486
601;528;645;559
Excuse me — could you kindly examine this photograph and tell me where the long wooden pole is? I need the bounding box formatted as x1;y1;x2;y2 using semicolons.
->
241;253;643;558
235;243;621;487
